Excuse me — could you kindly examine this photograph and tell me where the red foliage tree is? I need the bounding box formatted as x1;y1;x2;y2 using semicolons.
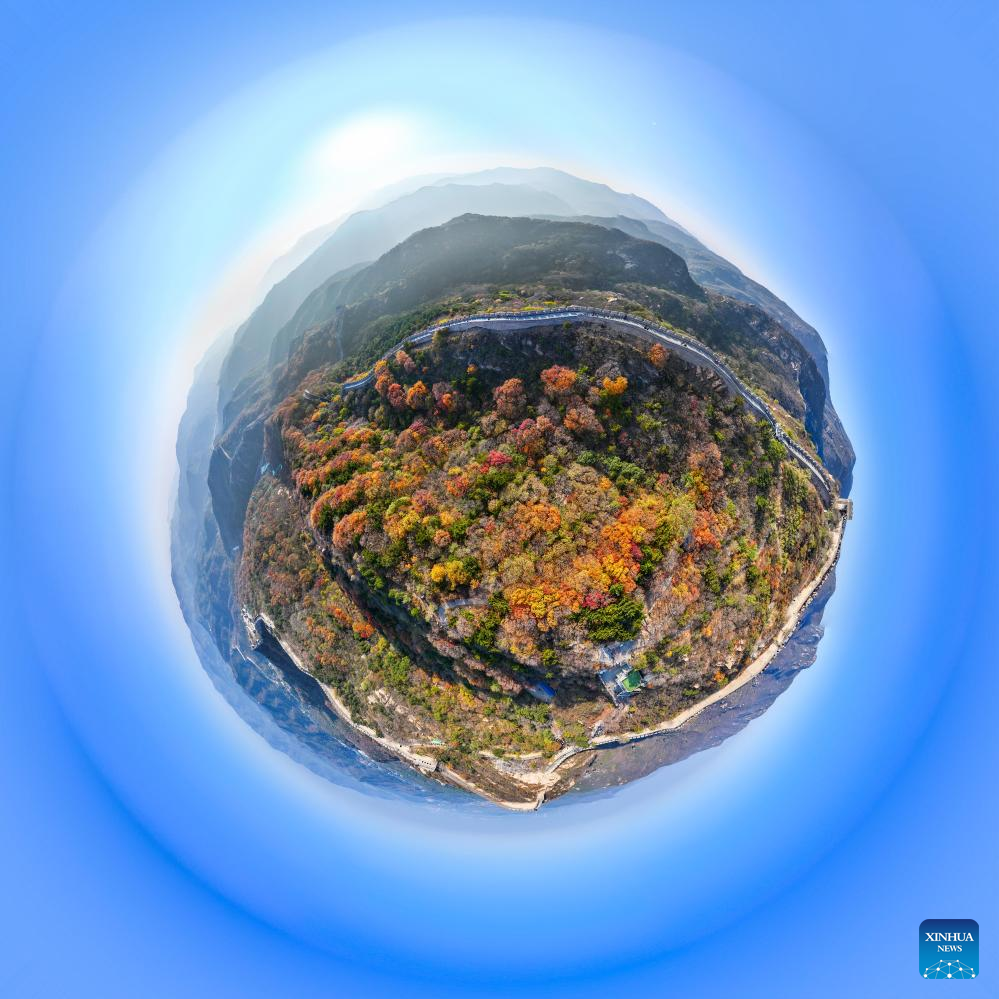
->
692;509;721;550
513;416;552;459
387;382;406;410
493;377;526;419
332;509;367;550
564;404;603;436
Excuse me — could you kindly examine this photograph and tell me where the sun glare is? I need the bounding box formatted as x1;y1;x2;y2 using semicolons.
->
304;111;424;179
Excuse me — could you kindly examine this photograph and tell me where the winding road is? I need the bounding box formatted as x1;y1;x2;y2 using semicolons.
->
341;307;836;504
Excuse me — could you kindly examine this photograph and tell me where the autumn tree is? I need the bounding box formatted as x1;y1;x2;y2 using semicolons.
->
431;381;460;414
540;365;577;397
387;382;406;410
693;509;722;550
689;442;724;484
310;494;336;533
564;404;603;436
332;509;367;550
513;416;552;459
430;559;475;590
493;377;526;419
406;380;430;410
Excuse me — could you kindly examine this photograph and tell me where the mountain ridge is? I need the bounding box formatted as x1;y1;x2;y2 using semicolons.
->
214;167;852;492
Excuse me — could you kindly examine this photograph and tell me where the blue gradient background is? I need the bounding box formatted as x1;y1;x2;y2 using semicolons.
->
1;3;996;996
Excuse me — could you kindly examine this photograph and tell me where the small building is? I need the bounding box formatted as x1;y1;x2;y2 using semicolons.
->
595;639;638;666
600;665;645;701
616;668;644;694
835;497;854;521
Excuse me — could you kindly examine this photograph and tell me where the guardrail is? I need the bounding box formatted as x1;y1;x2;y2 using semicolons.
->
338;307;835;503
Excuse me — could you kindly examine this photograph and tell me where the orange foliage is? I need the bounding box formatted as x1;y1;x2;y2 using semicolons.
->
309;493;333;529
515;502;562;539
352;620;375;640
406;380;430;410
688;443;723;486
672;553;701;604
513;416;552;459
332;509;366;549
692;509;721;550
493;377;526;419
384;505;419;541
445;473;470;497
564;404;603;436
540;365;578;396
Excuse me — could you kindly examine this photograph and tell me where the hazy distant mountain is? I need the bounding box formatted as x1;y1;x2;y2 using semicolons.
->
264;213;702;385
320;213;702;337
218;183;577;405
432;166;671;226
258;220;342;289
217;173;683;409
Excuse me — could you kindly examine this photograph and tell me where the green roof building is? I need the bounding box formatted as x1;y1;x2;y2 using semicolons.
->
618;668;644;694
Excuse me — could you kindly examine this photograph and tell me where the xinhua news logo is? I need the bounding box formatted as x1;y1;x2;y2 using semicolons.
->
920;919;979;980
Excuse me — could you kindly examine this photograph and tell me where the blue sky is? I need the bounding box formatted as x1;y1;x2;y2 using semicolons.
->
1;3;996;996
